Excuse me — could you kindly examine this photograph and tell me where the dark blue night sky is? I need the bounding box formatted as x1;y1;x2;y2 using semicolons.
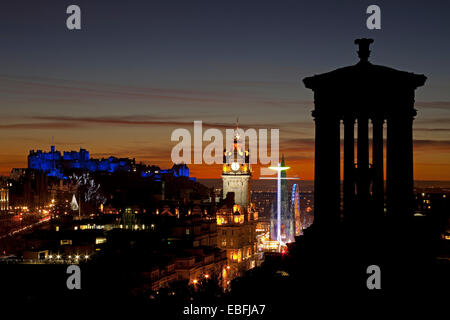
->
0;0;449;179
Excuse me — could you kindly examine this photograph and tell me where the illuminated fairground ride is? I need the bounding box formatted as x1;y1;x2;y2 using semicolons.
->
258;183;303;253
257;235;288;253
291;183;302;236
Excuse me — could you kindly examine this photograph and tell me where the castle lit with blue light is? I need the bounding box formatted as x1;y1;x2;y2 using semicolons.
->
28;145;191;181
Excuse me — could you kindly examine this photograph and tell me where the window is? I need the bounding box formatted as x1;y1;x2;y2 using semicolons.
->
95;237;107;244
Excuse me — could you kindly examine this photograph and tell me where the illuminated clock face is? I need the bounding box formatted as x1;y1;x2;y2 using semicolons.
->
231;162;240;171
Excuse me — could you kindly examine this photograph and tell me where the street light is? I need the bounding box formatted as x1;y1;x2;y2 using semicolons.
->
269;163;290;252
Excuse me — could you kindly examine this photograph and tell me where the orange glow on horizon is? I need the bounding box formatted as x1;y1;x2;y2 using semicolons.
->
2;157;450;181
0;140;449;181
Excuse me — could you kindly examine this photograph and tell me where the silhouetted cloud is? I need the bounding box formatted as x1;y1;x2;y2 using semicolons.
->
414;139;450;150
415;101;450;110
415;128;450;132
0;75;234;104
27;115;298;130
0;122;84;130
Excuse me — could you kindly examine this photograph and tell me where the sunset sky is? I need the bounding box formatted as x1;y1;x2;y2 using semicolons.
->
1;0;449;180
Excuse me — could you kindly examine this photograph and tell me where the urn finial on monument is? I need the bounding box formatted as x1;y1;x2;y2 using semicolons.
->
354;38;374;63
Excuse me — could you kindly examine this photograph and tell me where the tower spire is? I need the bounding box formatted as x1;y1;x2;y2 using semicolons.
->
234;117;241;142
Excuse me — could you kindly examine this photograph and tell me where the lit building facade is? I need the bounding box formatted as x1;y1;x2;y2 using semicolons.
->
217;125;260;279
173;248;227;288
0;179;9;212
222;127;251;210
216;205;258;278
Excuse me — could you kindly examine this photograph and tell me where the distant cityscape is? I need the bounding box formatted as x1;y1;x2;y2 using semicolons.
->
1;143;448;297
0;32;449;314
0;134;316;299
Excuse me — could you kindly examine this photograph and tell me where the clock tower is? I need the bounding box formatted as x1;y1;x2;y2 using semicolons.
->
222;122;251;212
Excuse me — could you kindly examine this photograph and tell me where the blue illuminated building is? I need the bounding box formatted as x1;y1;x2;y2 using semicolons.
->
141;163;193;181
28;146;193;181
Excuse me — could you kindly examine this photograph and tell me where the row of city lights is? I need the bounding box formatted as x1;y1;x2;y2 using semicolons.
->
192;274;209;284
191;266;231;284
48;254;89;260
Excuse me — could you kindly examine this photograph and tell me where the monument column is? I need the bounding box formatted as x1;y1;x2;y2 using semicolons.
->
343;115;355;223
313;111;341;227
357;116;369;206
386;108;416;219
386;115;394;217
372;117;385;219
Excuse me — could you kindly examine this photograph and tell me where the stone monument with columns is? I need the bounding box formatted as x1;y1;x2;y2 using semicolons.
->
303;38;426;229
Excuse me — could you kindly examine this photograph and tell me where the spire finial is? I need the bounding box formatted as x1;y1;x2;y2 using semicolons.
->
354;38;374;63
234;117;241;142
